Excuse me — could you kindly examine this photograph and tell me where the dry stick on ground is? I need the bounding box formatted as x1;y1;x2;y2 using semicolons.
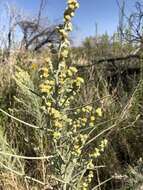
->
75;54;141;68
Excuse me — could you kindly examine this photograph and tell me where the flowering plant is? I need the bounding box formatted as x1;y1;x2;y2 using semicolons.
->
38;0;108;189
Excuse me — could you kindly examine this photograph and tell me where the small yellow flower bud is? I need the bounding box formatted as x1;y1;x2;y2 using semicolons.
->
75;2;80;8
31;63;37;70
59;29;68;39
46;102;52;107
64;15;72;21
40;67;49;77
86;106;92;112
62;50;69;58
54;121;63;128
82;118;87;123
67;70;73;77
45;57;51;63
75;77;84;87
69;4;75;10
89;122;94;127
90;116;95;121
50;108;61;119
87;160;94;169
83;182;88;187
53;131;61;139
82;108;86;112
70;12;75;17
69;66;78;73
39;84;51;93
93;148;101;158
96;107;103;117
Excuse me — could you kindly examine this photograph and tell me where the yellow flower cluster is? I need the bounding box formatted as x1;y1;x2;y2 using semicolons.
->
39;57;54;97
72;117;87;131
40;55;53;78
39;80;55;94
67;66;78;77
91;139;108;158
74;77;84;87
100;139;108;151
73;144;81;155
45;56;53;71
80;134;88;144
39;83;52;94
81;139;107;190
82;182;88;190
50;108;61;119
56;0;79;63
87;171;94;183
81;168;94;190
49;0;81;110
53;120;63;129
78;159;95;190
47;107;64;139
93;148;101;158
72;106;97;131
87;160;94;170
64;0;79;22
40;67;49;78
72;133;88;156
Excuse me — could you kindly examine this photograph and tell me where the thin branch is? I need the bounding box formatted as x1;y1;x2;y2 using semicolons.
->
0;108;40;130
92;177;113;190
34;29;56;51
79;117;118;133
84;123;117;147
37;0;46;26
0;151;54;160
66;95;111;112
0;161;45;185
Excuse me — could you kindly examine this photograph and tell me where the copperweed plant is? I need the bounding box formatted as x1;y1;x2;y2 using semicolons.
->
0;0;108;189
38;0;108;189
